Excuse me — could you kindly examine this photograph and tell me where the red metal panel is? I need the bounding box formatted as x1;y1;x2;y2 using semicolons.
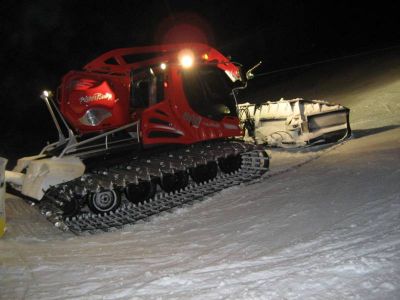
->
140;65;242;146
59;71;130;134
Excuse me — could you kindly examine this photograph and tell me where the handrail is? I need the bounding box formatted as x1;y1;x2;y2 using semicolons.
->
59;121;140;157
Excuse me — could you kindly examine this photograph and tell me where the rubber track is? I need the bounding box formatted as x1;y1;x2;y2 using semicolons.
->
40;149;268;234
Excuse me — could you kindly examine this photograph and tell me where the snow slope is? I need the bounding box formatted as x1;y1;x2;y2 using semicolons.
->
1;49;399;299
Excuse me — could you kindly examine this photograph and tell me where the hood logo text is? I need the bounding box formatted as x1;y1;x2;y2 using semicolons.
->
80;93;113;104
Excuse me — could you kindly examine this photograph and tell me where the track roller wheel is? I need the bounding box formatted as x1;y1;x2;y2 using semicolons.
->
125;180;156;205
207;161;218;180
160;171;189;192
87;189;121;214
218;154;242;174
62;197;81;217
189;164;207;183
190;161;218;183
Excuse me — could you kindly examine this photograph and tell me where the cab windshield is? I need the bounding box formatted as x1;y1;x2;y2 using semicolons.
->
182;66;237;121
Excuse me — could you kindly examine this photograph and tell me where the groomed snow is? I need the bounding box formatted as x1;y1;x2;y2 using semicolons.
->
1;49;399;299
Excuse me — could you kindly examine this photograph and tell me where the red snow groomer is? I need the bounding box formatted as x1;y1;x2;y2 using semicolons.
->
59;44;244;144
4;43;269;233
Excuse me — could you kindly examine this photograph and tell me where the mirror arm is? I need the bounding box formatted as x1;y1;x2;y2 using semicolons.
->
246;61;262;80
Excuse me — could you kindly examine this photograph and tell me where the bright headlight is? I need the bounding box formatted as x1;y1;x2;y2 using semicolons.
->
178;49;195;68
181;55;193;68
42;90;52;97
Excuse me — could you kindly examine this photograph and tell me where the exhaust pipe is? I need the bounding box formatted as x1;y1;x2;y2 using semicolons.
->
0;157;7;237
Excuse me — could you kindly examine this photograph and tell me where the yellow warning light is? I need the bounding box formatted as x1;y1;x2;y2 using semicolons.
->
202;53;209;60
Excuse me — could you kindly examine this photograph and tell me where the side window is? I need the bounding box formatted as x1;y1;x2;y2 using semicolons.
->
131;70;164;108
132;80;149;108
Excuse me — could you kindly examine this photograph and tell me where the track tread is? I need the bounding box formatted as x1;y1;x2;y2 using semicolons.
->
41;142;269;234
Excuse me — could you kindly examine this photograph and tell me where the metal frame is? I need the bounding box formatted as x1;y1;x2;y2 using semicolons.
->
83;43;219;74
59;121;140;157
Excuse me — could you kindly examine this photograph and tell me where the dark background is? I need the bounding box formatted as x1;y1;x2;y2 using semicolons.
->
1;0;399;162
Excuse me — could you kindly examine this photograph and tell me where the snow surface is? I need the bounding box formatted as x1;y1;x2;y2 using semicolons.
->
1;49;399;299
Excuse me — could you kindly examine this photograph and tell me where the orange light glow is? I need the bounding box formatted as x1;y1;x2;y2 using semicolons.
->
178;49;195;68
202;53;209;60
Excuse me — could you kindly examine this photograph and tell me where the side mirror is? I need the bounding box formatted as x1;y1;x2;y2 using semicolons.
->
246;61;262;80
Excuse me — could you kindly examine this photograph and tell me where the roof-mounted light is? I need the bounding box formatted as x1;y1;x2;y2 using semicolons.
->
178;49;195;69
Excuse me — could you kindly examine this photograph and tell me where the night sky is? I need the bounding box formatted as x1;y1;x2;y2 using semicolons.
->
1;0;399;161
